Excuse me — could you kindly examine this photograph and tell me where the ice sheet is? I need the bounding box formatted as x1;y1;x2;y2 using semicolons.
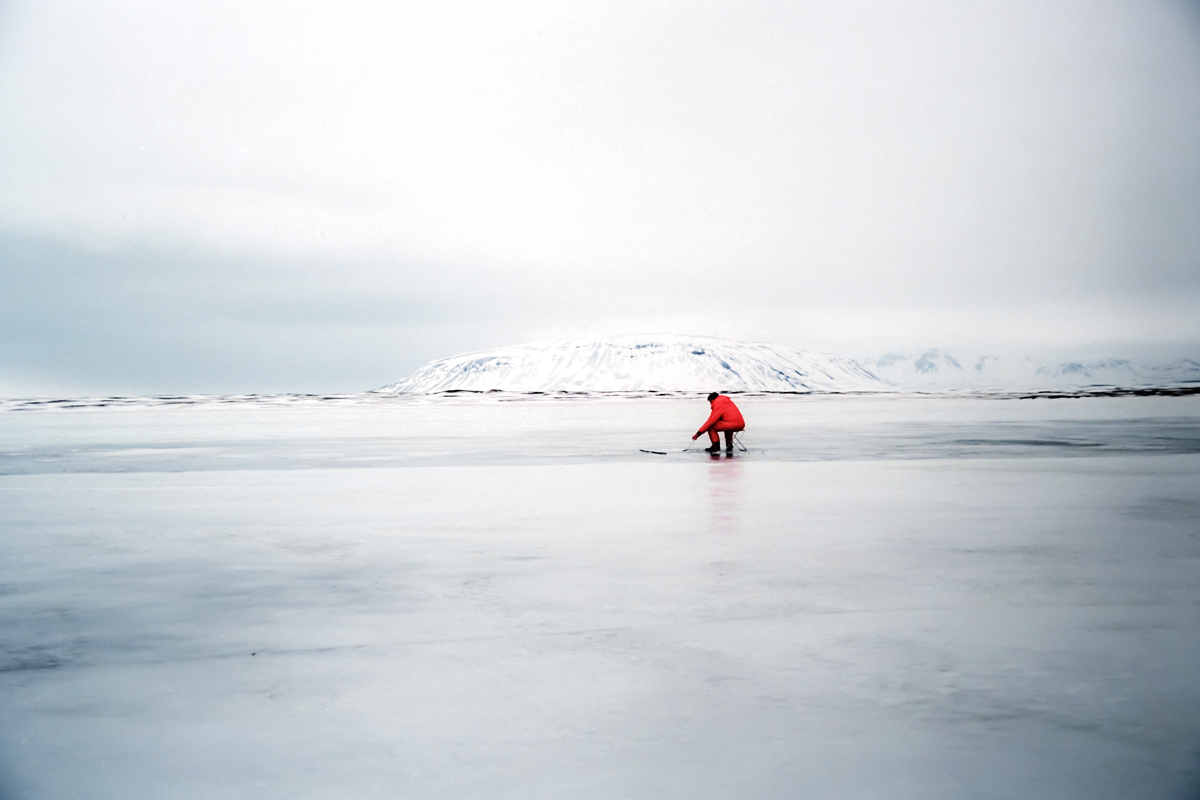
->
2;393;1199;474
1;395;1198;799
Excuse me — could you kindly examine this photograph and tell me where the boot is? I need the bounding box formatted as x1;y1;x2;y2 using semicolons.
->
704;442;721;453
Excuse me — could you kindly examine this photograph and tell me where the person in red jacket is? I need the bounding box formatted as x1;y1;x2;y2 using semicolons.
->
692;392;745;453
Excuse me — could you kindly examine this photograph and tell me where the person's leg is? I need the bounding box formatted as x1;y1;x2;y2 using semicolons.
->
723;430;735;451
707;429;719;444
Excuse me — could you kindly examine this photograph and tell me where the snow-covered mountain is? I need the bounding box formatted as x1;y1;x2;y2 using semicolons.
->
864;350;1200;392
380;338;1200;395
380;336;890;393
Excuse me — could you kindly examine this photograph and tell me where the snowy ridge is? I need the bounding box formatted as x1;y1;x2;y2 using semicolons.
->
380;336;889;393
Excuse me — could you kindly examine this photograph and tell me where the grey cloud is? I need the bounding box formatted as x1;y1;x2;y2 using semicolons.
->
0;237;515;394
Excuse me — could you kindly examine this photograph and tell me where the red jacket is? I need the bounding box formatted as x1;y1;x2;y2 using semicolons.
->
697;395;745;435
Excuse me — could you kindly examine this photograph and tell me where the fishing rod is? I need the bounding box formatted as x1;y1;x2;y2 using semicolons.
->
639;437;695;455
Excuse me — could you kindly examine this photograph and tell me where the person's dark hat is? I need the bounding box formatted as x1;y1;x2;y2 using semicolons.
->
707;392;719;402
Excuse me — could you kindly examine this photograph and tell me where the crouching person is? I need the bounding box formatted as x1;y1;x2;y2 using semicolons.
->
692;392;745;453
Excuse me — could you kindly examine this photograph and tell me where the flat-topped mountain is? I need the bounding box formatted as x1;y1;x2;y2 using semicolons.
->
380;336;889;394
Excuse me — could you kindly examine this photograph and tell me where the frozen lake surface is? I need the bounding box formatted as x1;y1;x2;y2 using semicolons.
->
1;393;1199;799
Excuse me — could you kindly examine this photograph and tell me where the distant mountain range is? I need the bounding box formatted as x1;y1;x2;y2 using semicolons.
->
379;336;886;393
865;349;1200;392
379;337;1200;394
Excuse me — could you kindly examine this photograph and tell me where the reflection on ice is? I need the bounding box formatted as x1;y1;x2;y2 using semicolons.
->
0;395;1198;799
707;457;744;538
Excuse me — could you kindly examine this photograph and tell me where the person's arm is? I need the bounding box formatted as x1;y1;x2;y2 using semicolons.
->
692;407;722;440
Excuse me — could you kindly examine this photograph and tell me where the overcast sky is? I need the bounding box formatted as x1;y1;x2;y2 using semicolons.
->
2;0;1199;395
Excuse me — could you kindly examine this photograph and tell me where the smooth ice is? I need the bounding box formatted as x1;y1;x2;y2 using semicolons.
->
1;394;1199;799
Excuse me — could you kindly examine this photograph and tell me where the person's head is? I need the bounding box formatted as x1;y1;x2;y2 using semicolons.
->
707;392;719;402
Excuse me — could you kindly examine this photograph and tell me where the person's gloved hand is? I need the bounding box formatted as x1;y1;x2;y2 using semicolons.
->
691;434;699;441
